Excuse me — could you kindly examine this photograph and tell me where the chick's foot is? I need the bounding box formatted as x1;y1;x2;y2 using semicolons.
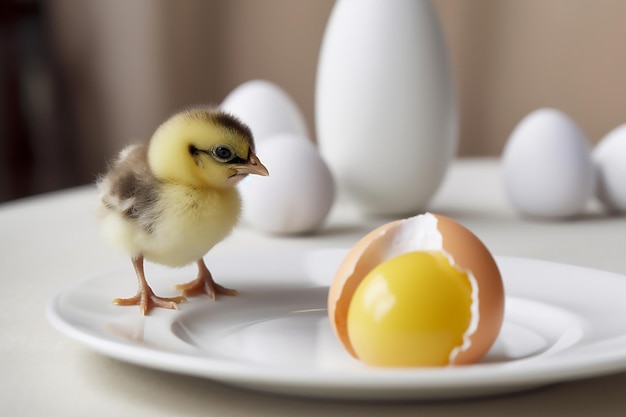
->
175;258;239;299
112;255;186;315
112;290;186;316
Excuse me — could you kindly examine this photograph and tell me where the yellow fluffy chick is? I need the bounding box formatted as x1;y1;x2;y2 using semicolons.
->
97;107;269;315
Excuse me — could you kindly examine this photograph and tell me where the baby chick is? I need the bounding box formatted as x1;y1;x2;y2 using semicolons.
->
97;107;268;315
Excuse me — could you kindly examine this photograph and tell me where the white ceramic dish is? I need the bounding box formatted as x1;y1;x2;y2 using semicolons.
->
47;249;626;400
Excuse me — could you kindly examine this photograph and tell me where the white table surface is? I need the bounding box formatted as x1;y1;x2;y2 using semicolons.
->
2;157;626;416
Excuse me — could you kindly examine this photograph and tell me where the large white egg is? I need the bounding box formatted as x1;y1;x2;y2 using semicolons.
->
221;80;310;143
315;0;457;215
593;123;626;213
502;108;595;218
240;134;335;235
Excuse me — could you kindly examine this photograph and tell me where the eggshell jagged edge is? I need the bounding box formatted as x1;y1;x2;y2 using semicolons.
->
327;212;505;365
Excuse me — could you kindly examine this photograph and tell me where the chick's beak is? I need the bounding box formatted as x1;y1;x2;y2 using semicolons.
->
233;152;269;177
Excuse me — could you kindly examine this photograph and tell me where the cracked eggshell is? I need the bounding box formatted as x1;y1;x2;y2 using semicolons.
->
328;213;505;366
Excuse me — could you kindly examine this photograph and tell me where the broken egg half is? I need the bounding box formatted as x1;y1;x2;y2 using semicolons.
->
328;213;505;367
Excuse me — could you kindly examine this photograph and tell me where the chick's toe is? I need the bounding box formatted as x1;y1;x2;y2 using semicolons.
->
175;259;239;300
112;256;187;315
112;292;187;316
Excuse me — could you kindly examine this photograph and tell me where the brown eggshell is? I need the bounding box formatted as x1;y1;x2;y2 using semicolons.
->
327;220;403;358
328;213;505;366
435;214;505;365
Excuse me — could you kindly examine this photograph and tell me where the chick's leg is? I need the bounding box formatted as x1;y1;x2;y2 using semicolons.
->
175;258;239;299
113;256;187;315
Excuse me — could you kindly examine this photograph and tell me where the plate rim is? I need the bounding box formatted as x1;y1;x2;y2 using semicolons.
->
46;251;626;400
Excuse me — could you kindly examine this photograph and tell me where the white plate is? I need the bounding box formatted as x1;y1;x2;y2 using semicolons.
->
47;249;626;400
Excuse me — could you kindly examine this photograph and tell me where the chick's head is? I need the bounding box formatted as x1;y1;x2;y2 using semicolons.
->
148;108;268;188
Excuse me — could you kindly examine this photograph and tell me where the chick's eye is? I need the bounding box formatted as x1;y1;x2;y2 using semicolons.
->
211;145;233;162
216;147;232;159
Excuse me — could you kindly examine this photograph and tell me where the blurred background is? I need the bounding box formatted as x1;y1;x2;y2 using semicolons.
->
2;0;626;203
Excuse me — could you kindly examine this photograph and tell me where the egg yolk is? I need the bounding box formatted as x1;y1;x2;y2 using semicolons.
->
346;251;474;367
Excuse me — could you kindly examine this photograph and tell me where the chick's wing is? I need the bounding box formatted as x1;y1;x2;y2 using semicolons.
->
99;144;161;232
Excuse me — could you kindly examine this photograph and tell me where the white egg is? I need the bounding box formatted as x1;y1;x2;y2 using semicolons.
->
502;108;595;219
221;80;310;143
593;123;626;213
315;0;457;215
240;134;335;235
